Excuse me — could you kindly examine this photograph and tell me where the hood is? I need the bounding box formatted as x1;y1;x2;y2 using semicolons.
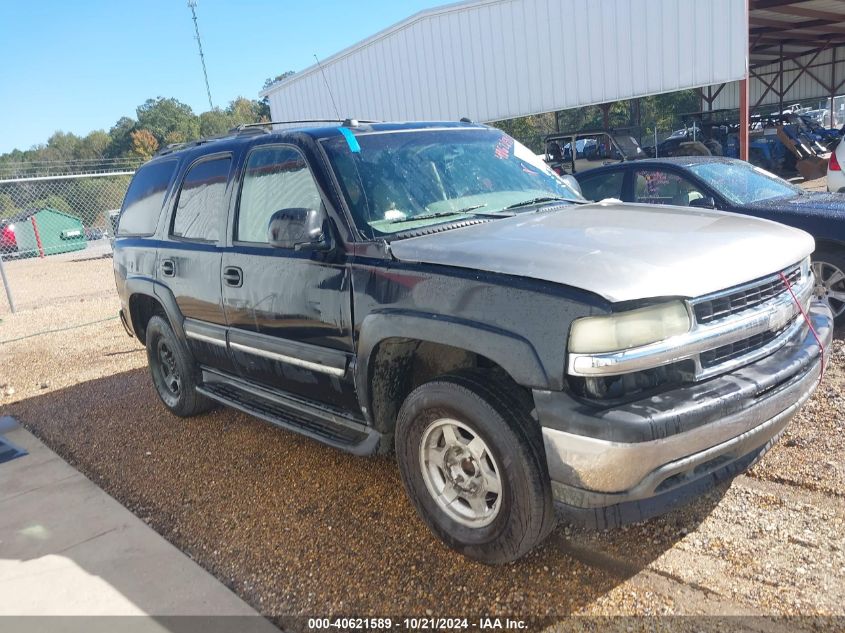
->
389;201;814;303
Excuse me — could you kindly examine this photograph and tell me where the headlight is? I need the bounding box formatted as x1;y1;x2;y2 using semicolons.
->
569;301;691;354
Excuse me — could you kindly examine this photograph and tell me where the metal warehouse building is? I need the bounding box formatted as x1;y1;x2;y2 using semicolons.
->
261;0;845;158
713;1;845;116
260;0;748;123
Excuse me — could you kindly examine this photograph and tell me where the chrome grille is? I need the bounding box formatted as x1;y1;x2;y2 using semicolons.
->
699;327;785;369
693;266;801;325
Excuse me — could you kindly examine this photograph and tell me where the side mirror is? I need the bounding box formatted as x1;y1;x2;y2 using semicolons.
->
689;196;716;209
267;207;331;251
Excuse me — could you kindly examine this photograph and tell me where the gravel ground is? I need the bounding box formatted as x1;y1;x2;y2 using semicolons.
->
0;247;115;314
1;248;844;628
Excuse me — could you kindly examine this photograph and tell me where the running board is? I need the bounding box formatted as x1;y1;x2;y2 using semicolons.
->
197;370;382;456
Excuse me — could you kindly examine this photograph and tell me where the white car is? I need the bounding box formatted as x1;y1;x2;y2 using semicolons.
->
828;140;845;193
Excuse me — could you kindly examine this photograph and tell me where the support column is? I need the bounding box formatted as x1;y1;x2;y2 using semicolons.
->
779;44;784;116
740;0;750;161
831;47;837;128
740;77;749;161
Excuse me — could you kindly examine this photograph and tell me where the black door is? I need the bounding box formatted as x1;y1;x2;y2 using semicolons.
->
221;144;357;410
161;153;235;372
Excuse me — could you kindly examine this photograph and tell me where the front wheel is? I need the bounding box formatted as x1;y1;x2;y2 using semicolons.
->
395;371;555;564
812;249;845;326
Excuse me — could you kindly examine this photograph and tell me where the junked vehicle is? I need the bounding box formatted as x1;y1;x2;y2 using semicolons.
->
114;120;832;563
543;130;646;176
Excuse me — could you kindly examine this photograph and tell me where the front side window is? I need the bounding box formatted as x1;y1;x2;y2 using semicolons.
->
634;169;705;207
322;128;583;238
171;156;231;242
118;159;177;236
237;146;321;243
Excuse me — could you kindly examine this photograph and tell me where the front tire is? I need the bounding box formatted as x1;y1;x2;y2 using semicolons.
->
145;315;212;417
395;371;555;564
812;249;845;326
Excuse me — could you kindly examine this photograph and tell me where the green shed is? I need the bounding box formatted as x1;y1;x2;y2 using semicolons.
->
10;208;87;257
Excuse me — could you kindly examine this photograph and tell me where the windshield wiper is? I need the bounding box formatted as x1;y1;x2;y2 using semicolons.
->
386;204;493;224
504;196;571;210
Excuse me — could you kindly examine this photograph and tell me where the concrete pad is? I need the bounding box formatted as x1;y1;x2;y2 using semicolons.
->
0;419;276;628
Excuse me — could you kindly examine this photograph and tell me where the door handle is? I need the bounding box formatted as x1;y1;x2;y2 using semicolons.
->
223;266;243;288
160;258;176;277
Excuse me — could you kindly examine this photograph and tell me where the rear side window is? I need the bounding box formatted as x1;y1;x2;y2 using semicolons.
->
236;146;321;243
171;156;231;242
118;160;177;236
578;170;625;202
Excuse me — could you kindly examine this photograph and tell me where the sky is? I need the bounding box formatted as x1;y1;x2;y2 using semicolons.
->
0;0;443;154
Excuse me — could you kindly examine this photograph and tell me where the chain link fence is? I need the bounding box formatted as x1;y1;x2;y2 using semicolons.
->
0;171;133;314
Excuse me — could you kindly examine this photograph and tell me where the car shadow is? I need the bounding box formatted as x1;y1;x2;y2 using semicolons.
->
4;369;728;626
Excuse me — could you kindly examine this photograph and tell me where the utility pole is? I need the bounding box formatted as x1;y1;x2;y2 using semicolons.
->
187;0;214;110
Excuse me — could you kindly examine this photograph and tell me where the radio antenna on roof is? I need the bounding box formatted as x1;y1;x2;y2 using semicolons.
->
313;53;341;121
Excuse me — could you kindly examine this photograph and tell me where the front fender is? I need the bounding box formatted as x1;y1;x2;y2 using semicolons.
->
355;311;550;421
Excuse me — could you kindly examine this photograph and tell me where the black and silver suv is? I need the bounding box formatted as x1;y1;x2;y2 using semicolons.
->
114;120;832;563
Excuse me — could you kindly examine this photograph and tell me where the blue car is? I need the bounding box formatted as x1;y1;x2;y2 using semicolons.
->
575;156;845;325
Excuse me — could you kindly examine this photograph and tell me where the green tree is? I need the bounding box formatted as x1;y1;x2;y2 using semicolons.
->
226;97;267;126
32;194;72;214
77;130;110;160
39;131;82;163
0;193;16;219
199;108;234;137
136;97;200;144
106;116;137;158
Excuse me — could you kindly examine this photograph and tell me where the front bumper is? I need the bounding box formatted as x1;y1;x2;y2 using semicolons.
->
537;300;832;527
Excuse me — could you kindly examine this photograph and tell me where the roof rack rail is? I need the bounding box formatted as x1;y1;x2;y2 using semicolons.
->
151;119;383;157
154;131;234;157
233;118;380;133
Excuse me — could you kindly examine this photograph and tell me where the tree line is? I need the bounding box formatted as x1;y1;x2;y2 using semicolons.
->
0;72;296;180
0;74;296;223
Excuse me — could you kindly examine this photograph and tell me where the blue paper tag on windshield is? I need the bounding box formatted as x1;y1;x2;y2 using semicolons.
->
338;127;360;153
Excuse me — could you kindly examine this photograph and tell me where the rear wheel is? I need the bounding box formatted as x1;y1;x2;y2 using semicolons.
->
146;315;212;417
812;249;845;325
395;370;555;564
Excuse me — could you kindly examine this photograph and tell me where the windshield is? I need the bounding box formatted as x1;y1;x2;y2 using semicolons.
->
322;128;583;238
688;160;802;206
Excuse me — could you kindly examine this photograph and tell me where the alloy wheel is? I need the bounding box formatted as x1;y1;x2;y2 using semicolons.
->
419;418;503;527
812;260;845;319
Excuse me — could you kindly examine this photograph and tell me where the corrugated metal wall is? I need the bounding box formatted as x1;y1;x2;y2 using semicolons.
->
712;46;845;110
263;0;748;123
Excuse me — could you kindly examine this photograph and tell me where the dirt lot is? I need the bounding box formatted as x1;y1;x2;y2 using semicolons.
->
1;256;844;631
0;242;115;313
